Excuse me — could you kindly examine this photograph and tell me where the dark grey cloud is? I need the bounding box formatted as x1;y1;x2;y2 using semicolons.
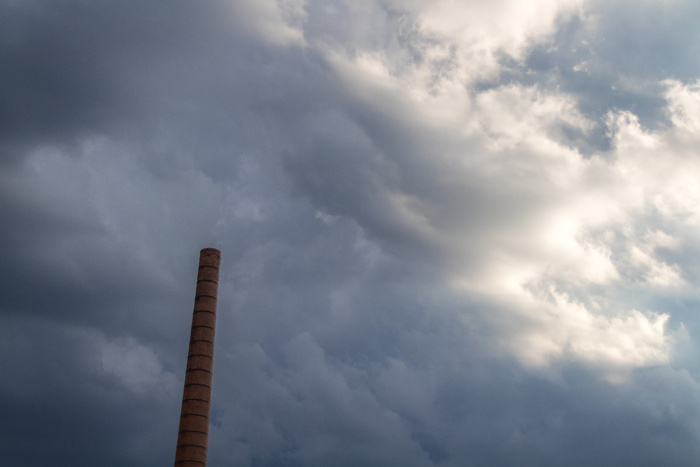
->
0;315;179;466
3;0;700;466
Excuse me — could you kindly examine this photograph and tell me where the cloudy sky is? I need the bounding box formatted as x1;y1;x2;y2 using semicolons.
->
2;0;700;465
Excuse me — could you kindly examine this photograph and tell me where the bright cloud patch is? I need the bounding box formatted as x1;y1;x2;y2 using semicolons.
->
303;11;700;376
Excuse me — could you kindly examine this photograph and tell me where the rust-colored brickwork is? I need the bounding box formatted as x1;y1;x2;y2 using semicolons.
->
175;248;221;466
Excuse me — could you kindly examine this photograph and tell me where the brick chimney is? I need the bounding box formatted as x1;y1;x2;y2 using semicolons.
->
175;248;221;466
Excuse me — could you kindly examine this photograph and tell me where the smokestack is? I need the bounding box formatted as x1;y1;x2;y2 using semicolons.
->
175;248;221;466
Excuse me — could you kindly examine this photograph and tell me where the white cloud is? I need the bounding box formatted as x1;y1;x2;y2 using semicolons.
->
501;286;670;377
665;79;700;134
384;0;586;80
308;15;700;375
100;336;177;395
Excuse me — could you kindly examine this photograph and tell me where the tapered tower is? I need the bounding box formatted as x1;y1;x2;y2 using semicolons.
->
175;248;221;466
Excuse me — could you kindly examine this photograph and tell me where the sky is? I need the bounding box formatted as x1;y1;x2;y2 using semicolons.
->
2;0;700;465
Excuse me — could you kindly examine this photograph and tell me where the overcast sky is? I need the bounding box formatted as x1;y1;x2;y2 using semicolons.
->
2;0;700;465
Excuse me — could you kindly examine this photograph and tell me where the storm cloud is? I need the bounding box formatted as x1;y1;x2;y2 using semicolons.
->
2;1;700;466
